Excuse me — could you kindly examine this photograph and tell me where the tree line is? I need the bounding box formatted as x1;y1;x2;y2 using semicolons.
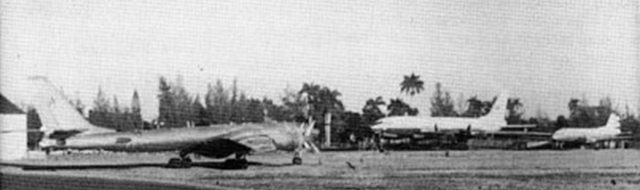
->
396;73;639;134
26;73;640;148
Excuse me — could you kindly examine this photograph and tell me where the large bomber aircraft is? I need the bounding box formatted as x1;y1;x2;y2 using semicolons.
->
551;113;627;149
25;76;319;168
371;92;509;137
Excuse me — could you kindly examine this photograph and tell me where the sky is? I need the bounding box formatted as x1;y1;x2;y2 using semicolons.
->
1;0;638;121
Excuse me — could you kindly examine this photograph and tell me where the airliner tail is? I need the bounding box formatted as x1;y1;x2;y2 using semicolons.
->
603;114;621;130
479;91;509;130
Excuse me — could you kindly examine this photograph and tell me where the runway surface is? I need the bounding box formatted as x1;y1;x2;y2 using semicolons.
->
2;150;640;189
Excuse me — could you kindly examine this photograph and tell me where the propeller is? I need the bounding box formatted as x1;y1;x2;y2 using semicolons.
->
307;120;316;135
299;120;320;154
303;141;320;154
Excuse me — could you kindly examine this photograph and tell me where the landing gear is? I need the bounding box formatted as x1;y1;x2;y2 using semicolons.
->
166;157;192;168
166;149;196;168
510;142;527;150
593;143;601;150
553;142;565;150
292;152;302;165
224;153;249;169
292;157;302;165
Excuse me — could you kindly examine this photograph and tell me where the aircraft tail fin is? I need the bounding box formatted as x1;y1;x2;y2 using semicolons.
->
603;114;621;130
479;91;509;130
26;76;114;134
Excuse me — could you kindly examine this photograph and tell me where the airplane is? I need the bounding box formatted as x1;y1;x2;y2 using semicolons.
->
24;76;319;168
371;91;509;137
551;113;627;149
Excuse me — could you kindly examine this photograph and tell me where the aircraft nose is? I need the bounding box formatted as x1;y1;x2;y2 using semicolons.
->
371;123;388;130
551;131;563;140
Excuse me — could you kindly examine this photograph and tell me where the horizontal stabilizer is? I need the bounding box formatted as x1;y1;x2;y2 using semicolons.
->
526;141;552;149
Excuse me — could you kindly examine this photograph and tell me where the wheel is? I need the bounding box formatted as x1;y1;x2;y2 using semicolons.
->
167;158;182;168
181;157;192;168
292;157;302;165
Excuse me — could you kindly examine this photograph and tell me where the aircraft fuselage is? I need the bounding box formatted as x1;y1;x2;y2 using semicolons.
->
372;116;503;133
551;127;620;143
41;123;303;154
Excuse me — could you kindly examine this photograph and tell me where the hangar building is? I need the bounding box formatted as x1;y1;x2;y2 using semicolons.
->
0;93;27;161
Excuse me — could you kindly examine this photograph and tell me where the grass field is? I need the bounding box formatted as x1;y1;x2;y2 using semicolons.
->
2;150;640;189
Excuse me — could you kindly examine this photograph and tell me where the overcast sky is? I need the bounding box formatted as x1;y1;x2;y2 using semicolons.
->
1;0;638;120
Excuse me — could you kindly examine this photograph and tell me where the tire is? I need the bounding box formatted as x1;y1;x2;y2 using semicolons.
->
292;157;302;165
181;157;192;168
167;158;182;168
238;161;249;169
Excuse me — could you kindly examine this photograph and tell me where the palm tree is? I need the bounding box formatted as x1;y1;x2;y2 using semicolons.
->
363;96;385;112
388;98;419;116
299;83;344;119
362;96;386;125
299;83;345;147
400;73;424;96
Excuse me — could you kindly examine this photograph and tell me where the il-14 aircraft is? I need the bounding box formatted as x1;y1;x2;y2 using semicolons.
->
371;91;509;137
551;113;628;149
26;76;319;168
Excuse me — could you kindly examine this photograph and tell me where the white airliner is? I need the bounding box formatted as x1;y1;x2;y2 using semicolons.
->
371;92;508;136
551;114;624;147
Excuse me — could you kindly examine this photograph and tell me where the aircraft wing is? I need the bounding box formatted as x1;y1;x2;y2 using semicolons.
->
182;125;279;159
553;134;632;144
488;131;553;137
230;134;278;153
589;134;633;143
585;137;598;144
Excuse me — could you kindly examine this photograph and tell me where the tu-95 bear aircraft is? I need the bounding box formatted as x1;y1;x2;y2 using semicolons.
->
24;76;319;168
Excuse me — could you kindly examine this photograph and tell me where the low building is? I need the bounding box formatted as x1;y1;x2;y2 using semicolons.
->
0;93;27;161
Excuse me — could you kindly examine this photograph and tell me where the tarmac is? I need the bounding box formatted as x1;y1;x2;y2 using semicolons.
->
2;149;640;189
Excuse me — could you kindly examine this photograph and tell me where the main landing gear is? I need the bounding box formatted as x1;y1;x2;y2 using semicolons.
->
166;156;192;168
224;153;249;169
292;152;302;165
166;150;193;168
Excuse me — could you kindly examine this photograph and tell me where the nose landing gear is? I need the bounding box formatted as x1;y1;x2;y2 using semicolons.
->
292;152;302;165
166;157;192;168
292;157;302;165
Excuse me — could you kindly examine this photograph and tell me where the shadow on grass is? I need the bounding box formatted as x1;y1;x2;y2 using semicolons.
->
1;160;293;171
194;161;293;170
